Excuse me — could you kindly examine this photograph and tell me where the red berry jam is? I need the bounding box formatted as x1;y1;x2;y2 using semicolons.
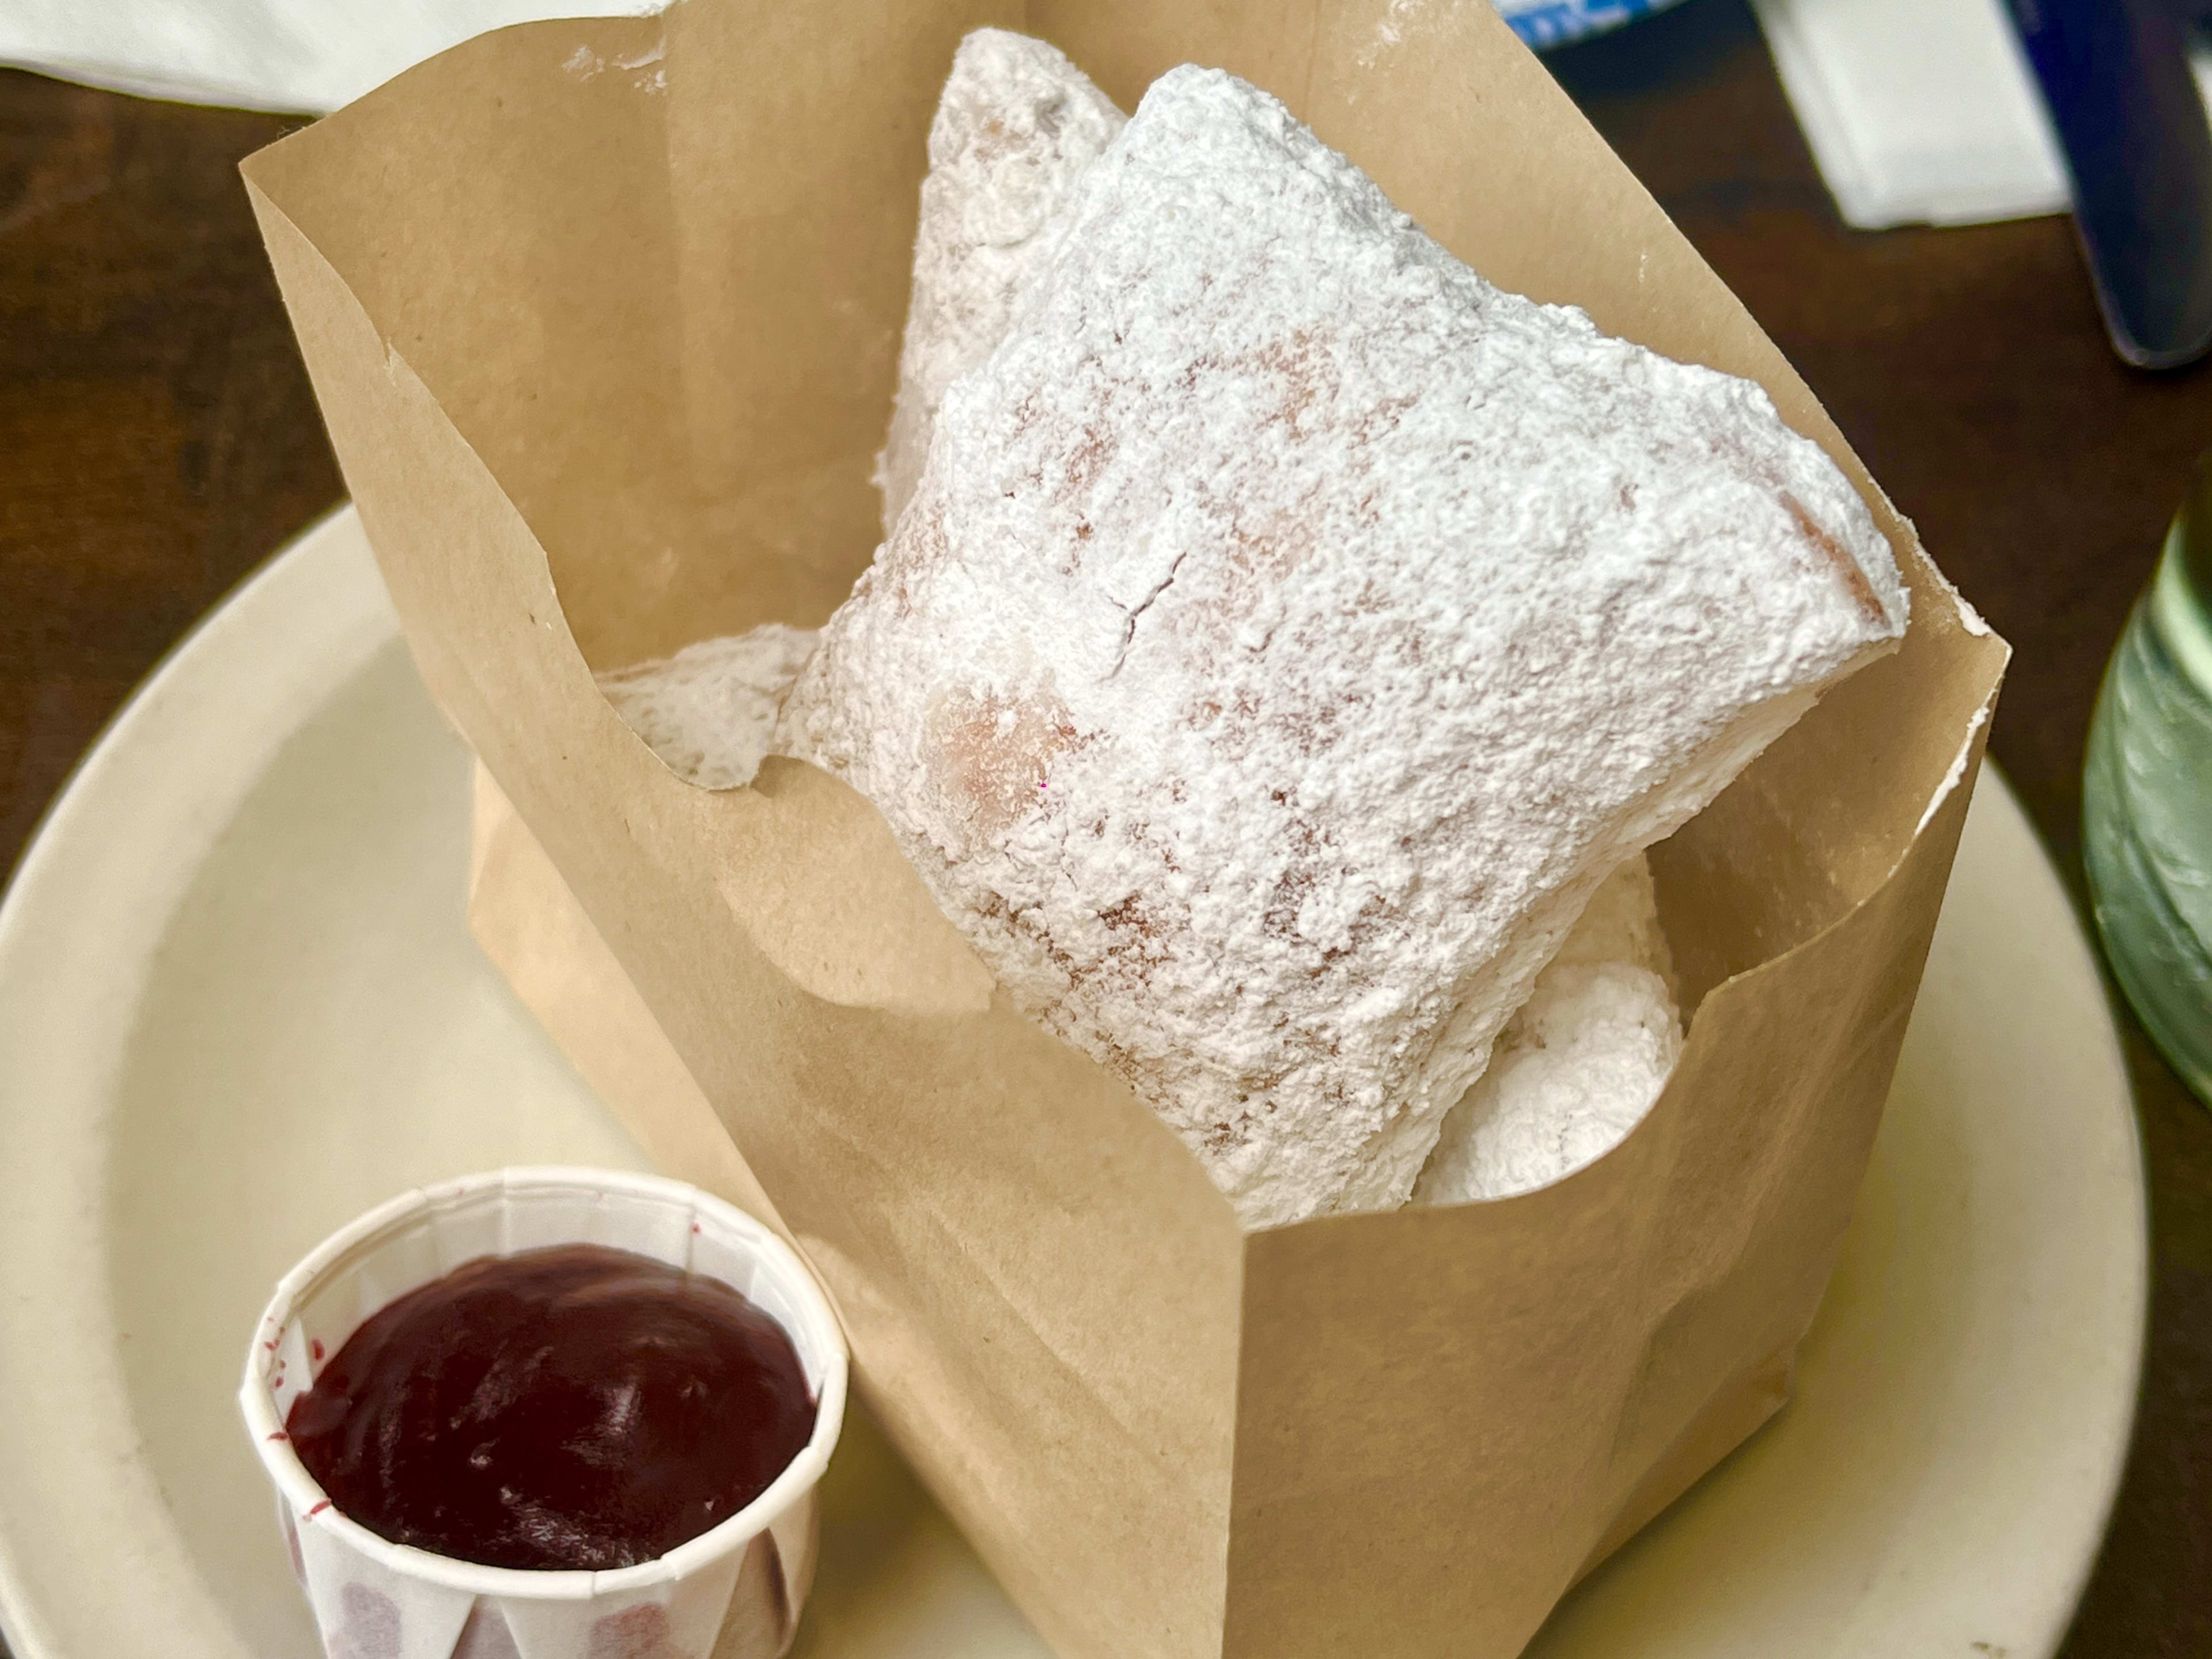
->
285;1243;815;1570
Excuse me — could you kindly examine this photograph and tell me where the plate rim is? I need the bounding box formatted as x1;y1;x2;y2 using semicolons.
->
0;505;389;1659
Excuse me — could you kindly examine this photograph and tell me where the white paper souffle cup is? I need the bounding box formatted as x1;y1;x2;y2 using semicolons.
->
240;1167;848;1659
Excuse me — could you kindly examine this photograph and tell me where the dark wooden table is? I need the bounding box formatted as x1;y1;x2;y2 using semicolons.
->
0;2;2204;1652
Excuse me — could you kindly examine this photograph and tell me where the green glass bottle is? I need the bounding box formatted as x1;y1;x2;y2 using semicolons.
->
2084;457;2212;1103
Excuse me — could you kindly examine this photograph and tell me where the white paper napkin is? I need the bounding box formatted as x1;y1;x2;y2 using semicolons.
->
0;0;662;115
1750;0;2069;229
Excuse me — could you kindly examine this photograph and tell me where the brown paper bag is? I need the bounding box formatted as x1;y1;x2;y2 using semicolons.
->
241;2;2008;1653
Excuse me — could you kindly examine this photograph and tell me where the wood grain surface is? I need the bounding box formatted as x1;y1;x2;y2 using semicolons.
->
0;1;2204;1652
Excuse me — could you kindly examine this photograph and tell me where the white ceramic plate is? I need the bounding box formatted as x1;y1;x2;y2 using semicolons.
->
0;508;2147;1659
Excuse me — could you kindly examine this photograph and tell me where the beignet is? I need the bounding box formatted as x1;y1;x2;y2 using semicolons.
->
782;64;1907;1229
876;28;1124;536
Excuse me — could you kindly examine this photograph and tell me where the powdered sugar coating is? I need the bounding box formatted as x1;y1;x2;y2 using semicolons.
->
599;625;818;789
1414;961;1683;1204
1544;848;1676;988
1415;854;1680;1204
875;29;1126;536
602;29;1116;787
783;66;1908;1229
